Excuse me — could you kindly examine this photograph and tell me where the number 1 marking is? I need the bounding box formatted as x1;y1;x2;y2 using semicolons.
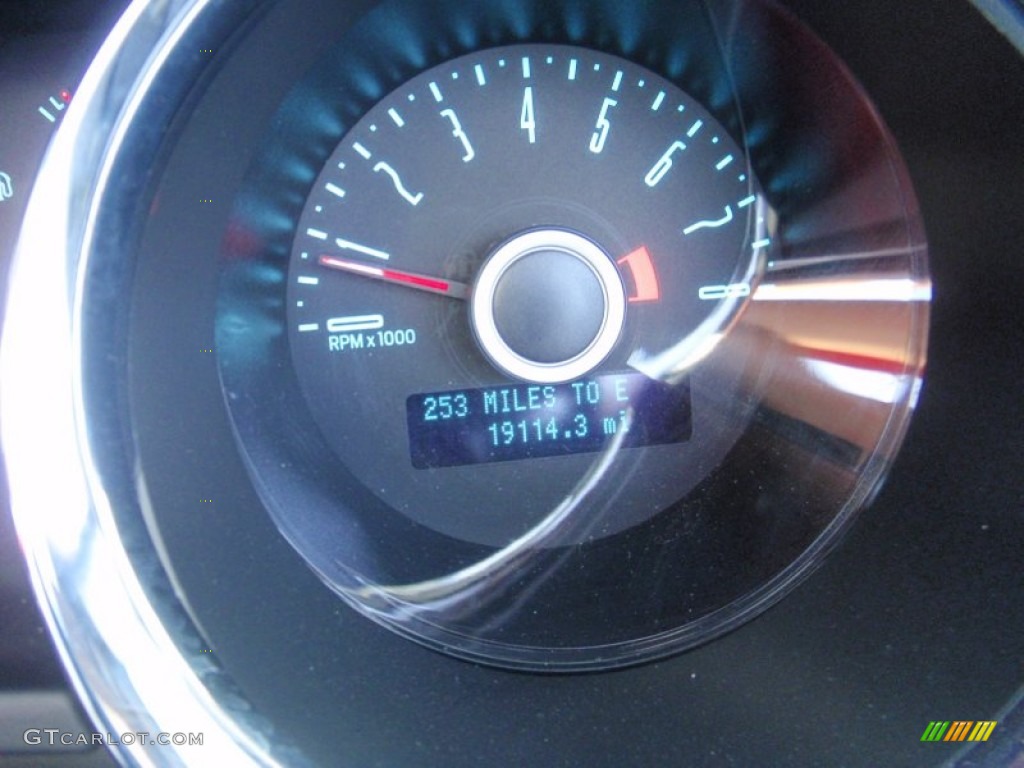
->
521;87;536;144
335;237;390;261
373;162;424;206
440;108;476;162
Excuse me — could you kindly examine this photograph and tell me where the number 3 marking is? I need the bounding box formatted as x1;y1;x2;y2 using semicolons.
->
440;108;476;163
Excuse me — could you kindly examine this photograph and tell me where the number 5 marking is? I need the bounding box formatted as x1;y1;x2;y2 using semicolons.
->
373;161;424;206
589;97;617;154
440;108;475;162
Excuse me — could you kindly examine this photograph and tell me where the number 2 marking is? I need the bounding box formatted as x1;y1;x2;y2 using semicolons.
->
440;108;476;162
373;161;424;206
521;86;536;144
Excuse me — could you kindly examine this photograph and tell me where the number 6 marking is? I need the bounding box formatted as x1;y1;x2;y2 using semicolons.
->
644;141;686;187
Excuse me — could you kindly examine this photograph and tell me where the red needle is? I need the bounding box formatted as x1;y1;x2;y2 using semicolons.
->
318;255;470;300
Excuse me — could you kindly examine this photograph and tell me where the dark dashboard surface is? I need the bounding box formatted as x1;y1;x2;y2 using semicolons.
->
0;1;1021;766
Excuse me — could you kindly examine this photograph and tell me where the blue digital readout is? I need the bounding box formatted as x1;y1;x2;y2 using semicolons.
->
406;373;691;468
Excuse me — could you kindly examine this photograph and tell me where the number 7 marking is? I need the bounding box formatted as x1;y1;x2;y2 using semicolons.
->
683;206;734;235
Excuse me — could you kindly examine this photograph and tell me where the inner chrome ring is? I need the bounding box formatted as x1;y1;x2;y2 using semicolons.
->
470;228;626;383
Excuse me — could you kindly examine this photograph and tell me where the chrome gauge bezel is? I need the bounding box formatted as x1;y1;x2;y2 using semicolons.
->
1;1;281;764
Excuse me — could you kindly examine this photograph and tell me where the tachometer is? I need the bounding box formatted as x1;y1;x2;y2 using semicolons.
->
287;45;766;547
211;0;929;672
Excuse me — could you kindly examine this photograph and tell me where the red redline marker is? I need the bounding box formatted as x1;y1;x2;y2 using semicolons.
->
319;255;469;299
617;246;661;303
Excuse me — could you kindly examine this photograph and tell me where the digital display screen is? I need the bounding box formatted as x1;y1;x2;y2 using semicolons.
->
406;372;691;469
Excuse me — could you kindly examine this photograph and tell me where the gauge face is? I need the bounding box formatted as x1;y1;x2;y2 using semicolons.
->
202;1;929;674
287;44;766;546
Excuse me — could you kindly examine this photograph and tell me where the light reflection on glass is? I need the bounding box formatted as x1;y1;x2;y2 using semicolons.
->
803;358;910;405
754;277;932;303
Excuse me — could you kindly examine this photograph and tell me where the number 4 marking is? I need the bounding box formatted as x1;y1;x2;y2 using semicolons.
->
521;86;536;144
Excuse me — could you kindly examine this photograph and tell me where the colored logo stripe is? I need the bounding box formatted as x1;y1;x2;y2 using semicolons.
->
967;721;998;742
944;721;973;741
921;721;997;742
